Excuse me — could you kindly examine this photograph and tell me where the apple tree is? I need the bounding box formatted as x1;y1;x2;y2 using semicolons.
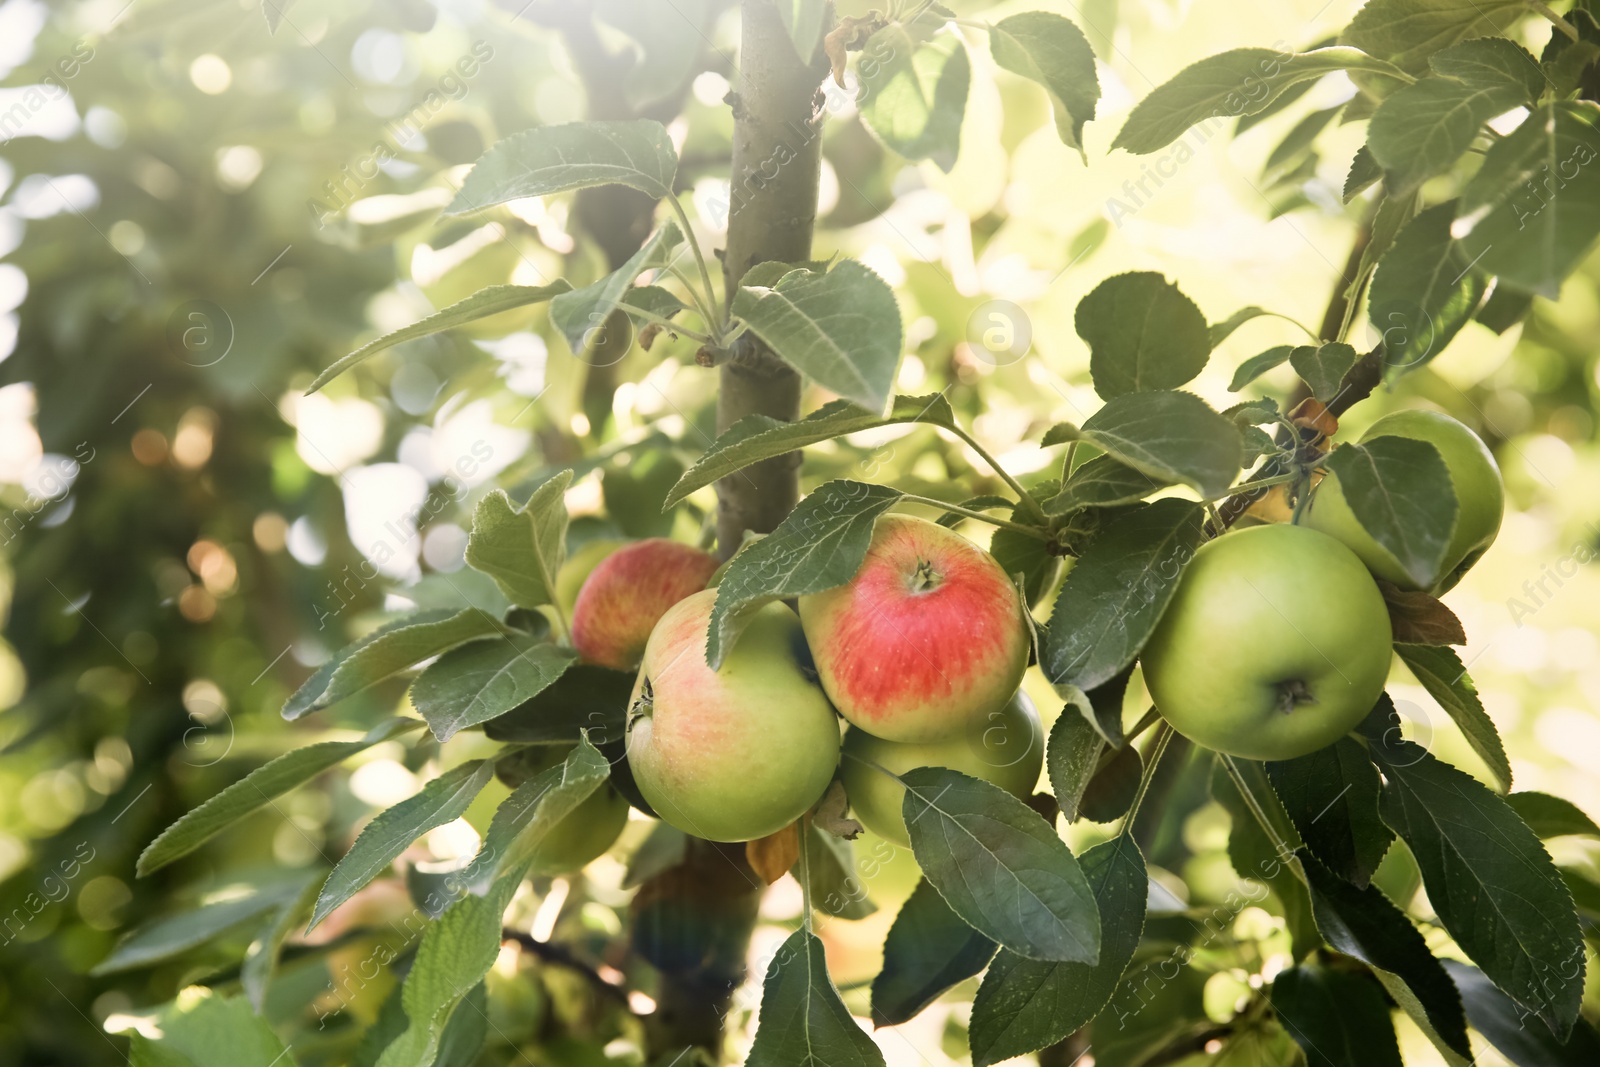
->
113;1;1600;1065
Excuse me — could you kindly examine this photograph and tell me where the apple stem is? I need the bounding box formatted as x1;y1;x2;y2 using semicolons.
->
627;679;654;730
1273;678;1317;715
1121;723;1173;834
897;493;1052;541
945;424;1049;524
910;559;943;594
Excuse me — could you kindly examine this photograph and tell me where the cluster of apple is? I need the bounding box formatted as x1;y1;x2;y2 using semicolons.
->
1141;410;1505;761
555;408;1503;846
563;516;1043;844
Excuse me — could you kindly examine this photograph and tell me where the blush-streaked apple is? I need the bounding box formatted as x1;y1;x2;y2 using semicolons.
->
798;514;1028;744
624;589;841;843
570;538;718;670
1140;523;1392;761
840;688;1043;847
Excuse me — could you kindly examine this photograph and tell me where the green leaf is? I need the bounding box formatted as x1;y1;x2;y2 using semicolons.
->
482;663;635;748
731;260;904;414
1043;454;1164;514
990;495;1055;605
1112;47;1410;154
665;394;957;509
800;824;877;920
1442;960;1600;1067
305;609;506;714
1301;851;1472;1061
1208;305;1274;348
1476;283;1534;334
1322;436;1458;588
241;875;318;1011
113;987;296;1067
1367;718;1584;1038
308;283;571;393
446;119;678;213
1042;498;1207;692
1263;104;1344;179
137;718;422;875
310;760;494;930
1265;739;1393;888
706;480;902;668
262;0;283;33
989;12;1100;153
1047;704;1106;823
410;634;578;742
1542;9;1600;97
285;613;456;720
1368;201;1487;381
1343;0;1530;74
901;767;1101;963
1506;792;1600;839
1059;392;1242;498
968;836;1147;1066
1271;963;1403;1067
94;875;313;974
1457;102;1600;298
1228;344;1296;391
431;983;489;1067
858;25;970;171
1368;76;1528;194
1394;643;1512;792
1212;759;1320;961
619;284;686;325
464;473;572;611
468;738;610;889
1289;341;1358;402
1345;144;1383;202
747;929;885;1067
374;870;524;1067
871;878;997;1026
1431;36;1544;103
1076;272;1210;399
549;221;682;357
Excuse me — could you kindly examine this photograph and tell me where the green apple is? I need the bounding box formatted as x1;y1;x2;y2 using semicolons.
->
625;589;841;842
1141;524;1392;761
840;688;1043;847
492;745;630;875
571;538;719;671
798;514;1029;744
1305;409;1504;593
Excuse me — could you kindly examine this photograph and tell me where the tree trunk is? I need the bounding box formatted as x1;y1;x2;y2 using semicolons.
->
713;0;827;557
637;2;829;1059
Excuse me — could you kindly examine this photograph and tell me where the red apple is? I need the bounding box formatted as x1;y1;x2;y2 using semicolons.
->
624;589;842;842
797;514;1029;744
570;538;719;670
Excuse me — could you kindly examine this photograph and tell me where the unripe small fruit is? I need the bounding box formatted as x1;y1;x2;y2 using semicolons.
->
570;538;718;670
798;515;1028;744
840;688;1043;847
625;590;841;842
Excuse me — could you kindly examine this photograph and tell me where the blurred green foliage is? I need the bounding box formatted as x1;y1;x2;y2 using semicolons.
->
1;1;1599;1064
